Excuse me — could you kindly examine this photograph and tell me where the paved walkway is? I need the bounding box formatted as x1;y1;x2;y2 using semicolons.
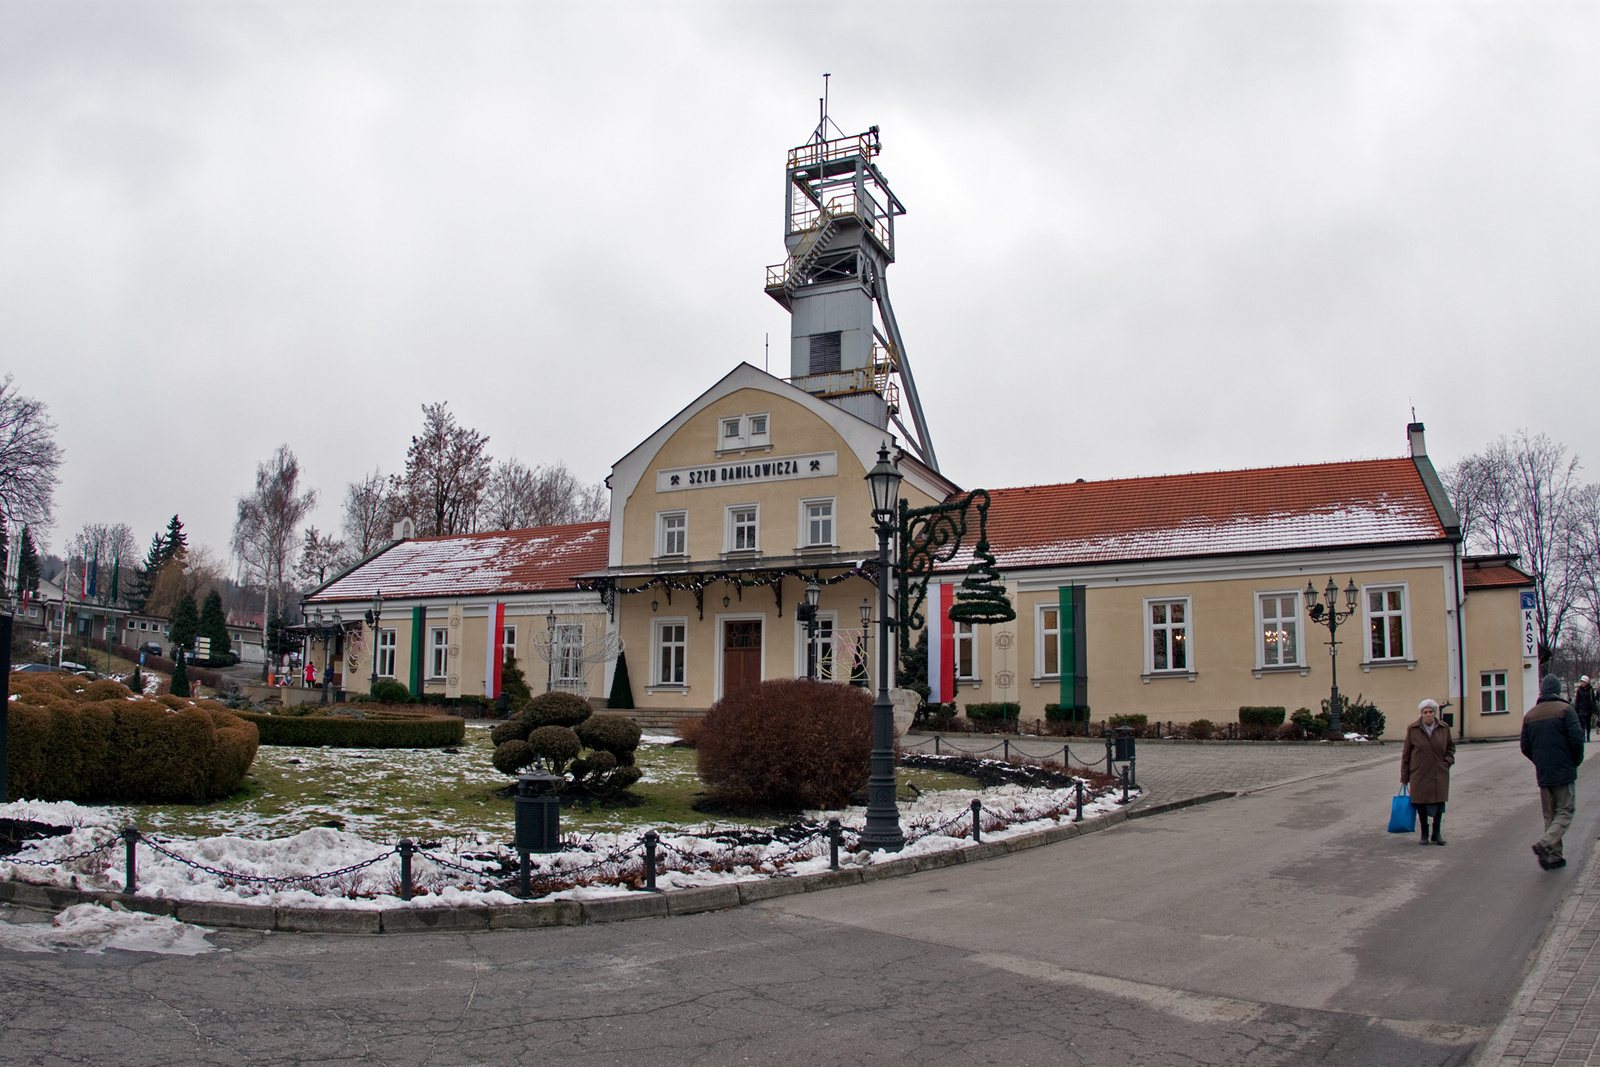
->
903;732;1398;802
1475;840;1600;1066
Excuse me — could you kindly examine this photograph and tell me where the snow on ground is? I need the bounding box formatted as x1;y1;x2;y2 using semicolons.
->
0;902;218;955
0;768;1130;911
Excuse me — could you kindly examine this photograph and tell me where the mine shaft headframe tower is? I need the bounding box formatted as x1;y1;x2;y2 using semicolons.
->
764;107;939;472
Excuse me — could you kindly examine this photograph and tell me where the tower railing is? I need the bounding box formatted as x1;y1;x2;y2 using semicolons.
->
767;194;893;291
788;132;879;171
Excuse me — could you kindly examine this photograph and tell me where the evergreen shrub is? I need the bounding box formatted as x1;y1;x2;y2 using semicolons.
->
1238;706;1287;725
964;702;1021;721
1188;719;1216;740
607;650;635;710
232;709;464;748
525;726;582;773
5;675;258;802
369;680;412;704
697;679;872;811
1044;703;1092;722
1108;714;1148;728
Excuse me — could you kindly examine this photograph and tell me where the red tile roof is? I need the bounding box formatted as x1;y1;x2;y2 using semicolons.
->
305;522;609;602
1463;558;1533;589
945;457;1449;571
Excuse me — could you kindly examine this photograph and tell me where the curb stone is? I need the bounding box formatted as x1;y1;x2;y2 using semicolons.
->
0;800;1211;934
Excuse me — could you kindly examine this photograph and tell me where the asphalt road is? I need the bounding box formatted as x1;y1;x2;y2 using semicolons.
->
0;742;1592;1067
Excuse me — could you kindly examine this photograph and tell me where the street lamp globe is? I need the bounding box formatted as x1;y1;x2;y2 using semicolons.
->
865;445;902;523
805;580;821;610
860;597;872;629
1344;578;1359;610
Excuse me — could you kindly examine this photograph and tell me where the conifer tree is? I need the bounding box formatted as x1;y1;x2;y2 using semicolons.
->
607;650;635;709
170;591;199;651
199;589;231;659
500;651;533;708
15;526;39;597
169;652;189;698
164;515;187;560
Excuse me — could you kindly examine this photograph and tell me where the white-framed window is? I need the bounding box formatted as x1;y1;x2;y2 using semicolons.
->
654;619;687;685
1038;605;1061;677
1146;598;1190;673
722;416;743;444
429;627;449;678
801;498;835;548
1366;585;1408;661
502;625;517;668
727;504;759;552
799;613;837;680
556;623;584;683
747;413;770;446
377;628;397;677
1257;592;1302;667
658;511;687;557
955;621;977;680
1481;670;1509;714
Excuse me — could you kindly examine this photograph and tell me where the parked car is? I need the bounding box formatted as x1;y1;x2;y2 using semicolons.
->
12;662;66;674
138;642;163;659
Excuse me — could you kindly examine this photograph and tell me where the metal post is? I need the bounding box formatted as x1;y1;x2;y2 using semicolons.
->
0;612;10;803
934;735;940;755
1074;780;1084;822
122;825;139;893
518;848;531;897
644;830;658;892
862;520;904;851
1120;765;1131;805
398;839;414;901
1003;739;1010;761
1105;728;1114;777
828;818;841;871
1129;756;1137;790
971;798;982;843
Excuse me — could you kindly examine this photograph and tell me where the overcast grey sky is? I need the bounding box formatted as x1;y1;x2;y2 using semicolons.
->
4;2;1596;559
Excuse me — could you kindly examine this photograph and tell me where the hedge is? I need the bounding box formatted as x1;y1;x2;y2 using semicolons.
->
1044;703;1092;722
1238;706;1287;726
5;674;258;802
232;709;465;748
1108;713;1148;728
964;702;1021;721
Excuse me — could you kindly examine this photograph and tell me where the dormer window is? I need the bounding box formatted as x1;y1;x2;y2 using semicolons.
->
724;418;742;441
718;412;771;451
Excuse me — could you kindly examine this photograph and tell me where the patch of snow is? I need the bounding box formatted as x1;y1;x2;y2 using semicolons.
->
638;734;681;746
0;902;218;955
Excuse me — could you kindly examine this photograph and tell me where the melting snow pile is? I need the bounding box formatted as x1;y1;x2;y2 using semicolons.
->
0;901;218;955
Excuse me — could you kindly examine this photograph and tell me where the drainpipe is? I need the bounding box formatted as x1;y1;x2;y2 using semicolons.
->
1454;539;1467;740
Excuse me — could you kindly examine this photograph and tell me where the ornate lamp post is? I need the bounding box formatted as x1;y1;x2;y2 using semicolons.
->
799;580;822;680
545;608;557;693
1304;577;1359;736
364;589;383;695
863;445;906;851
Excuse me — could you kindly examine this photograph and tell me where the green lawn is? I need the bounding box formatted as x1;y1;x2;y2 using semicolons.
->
123;724;979;846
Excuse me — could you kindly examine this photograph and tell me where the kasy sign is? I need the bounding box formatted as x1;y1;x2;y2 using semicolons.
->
1522;591;1538;659
656;452;837;493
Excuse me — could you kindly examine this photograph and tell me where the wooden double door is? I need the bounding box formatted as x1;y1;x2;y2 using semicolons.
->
723;620;762;696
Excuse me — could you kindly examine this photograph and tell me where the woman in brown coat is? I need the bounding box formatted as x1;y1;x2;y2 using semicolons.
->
1401;698;1457;845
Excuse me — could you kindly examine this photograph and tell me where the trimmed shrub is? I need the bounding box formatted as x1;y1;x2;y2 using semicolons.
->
169;654;190;698
1109;714;1148;728
6;675;258;802
526;725;582;773
492;739;534;775
575;714;642;767
1291;706;1329;736
965;702;1021;721
522;691;594;729
1238;706;1287;726
675;716;706;747
1188;719;1216;740
1044;703;1091;722
231;709;464;748
370;679;412;704
697;679;872;811
607;650;635;710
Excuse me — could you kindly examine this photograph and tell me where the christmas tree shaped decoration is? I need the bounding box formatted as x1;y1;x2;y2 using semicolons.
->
949;537;1015;624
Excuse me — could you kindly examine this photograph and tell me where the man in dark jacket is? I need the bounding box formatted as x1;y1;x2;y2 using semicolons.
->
1522;674;1585;869
1576;676;1597;742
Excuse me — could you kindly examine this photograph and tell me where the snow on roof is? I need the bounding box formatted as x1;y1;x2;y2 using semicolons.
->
305;522;609;602
943;457;1448;572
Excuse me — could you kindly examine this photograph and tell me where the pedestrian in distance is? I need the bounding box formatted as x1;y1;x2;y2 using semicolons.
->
304;662;316;689
1522;674;1584;870
1575;675;1597;743
1401;698;1456;845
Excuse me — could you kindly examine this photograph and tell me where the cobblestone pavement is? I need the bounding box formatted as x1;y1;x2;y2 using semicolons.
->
902;732;1399;802
1474;839;1600;1066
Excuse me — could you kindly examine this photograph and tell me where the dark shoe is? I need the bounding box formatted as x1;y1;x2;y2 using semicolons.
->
1551;858;1568;869
1432;835;1446;846
1533;843;1552;869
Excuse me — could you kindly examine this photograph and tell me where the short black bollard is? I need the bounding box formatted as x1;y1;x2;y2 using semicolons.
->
122;826;139;894
1003;739;1010;761
397;839;414;901
828;818;841;871
1074;779;1084;822
971;798;982;843
643;830;658;892
1104;729;1115;777
934;735;941;755
518;847;531;897
1120;764;1131;804
1129;756;1137;790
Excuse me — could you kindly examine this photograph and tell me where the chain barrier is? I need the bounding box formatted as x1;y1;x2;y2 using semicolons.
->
139;837;396;887
415;849;500;877
1;834;119;868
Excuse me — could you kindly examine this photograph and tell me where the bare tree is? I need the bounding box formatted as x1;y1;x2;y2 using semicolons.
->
1570;482;1600;656
341;469;404;557
478;458;608;530
232;446;318;673
64;522;140;604
0;375;63;530
294;526;348;588
403;402;490;537
144;545;226;619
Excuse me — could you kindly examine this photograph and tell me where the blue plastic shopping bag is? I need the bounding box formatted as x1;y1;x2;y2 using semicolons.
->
1388;786;1416;833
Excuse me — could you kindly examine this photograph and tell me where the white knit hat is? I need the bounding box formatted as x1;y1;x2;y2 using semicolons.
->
1418;698;1440;714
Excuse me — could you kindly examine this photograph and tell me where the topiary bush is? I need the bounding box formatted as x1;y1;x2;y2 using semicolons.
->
1044;703;1091;722
1238;706;1287;726
1109;714;1148;729
526;725;582;773
1188;719;1216;740
965;702;1021;722
697;679;872;811
489;696;642;795
369;679;412;704
5;674;258;802
523;691;594;729
575;714;642;767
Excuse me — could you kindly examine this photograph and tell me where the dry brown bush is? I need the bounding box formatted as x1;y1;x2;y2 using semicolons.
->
696;679;872;811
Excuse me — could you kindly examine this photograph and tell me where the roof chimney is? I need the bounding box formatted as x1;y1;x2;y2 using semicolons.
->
1407;423;1427;458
